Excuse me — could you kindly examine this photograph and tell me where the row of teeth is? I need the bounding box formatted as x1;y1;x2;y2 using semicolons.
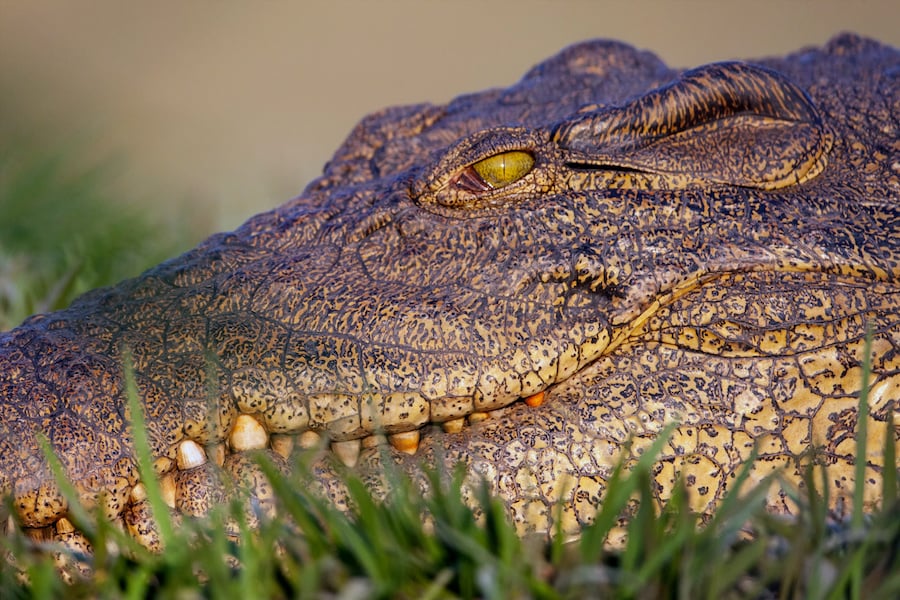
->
152;389;547;508
4;390;547;550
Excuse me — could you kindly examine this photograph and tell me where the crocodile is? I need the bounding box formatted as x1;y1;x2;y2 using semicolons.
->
1;34;898;551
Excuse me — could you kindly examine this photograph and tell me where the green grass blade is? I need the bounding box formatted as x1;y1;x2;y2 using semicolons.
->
122;353;175;548
882;401;897;509
579;422;680;562
705;537;768;600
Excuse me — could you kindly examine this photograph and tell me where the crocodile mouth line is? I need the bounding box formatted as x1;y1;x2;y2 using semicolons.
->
2;387;550;551
172;386;550;471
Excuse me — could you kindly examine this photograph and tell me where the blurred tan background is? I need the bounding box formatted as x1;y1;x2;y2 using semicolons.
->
1;0;898;235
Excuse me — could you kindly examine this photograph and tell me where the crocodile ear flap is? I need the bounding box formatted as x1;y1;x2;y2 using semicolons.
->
557;62;832;190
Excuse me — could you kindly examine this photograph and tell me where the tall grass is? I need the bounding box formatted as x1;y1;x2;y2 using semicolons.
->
3;406;898;598
1;141;898;598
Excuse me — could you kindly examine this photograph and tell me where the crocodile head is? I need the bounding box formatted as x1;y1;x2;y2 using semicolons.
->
1;34;898;545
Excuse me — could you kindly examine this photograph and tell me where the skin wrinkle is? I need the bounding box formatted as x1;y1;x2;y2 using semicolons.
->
0;34;898;546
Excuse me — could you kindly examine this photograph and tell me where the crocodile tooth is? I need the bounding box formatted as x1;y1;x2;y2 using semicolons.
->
159;474;176;509
211;443;226;467
524;391;545;407
361;434;385;449
106;536;122;557
331;439;361;467
130;483;148;503
56;517;75;534
298;430;322;449
388;430;420;455
176;440;207;470
230;414;268;452
22;526;49;543
468;411;489;424
270;434;295;458
442;417;465;434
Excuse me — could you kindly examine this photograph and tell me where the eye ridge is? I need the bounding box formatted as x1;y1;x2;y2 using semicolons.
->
454;150;535;193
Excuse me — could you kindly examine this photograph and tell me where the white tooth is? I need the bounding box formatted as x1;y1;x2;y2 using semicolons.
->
176;440;208;470
160;474;176;509
56;517;75;534
270;434;295;458
331;439;361;467
130;483;148;503
298;430;322;449
361;434;385;449
468;411;489;424
388;430;420;455
442;418;465;434
230;414;269;451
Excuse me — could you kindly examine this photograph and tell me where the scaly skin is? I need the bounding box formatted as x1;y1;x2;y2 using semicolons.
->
1;34;898;550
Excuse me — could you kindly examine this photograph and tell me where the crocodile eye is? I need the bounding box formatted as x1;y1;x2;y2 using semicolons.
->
455;150;535;192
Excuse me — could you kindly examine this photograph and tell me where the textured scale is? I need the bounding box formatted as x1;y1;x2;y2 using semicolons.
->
0;34;898;546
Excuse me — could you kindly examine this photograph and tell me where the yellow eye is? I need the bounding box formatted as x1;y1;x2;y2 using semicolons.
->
473;151;534;188
456;150;535;192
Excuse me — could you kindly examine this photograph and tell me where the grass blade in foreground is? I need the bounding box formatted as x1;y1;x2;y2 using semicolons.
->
3;408;900;597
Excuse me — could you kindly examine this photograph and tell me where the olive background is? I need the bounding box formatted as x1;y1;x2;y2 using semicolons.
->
1;0;897;235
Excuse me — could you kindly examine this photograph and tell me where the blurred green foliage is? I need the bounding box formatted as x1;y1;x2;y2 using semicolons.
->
0;139;194;329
